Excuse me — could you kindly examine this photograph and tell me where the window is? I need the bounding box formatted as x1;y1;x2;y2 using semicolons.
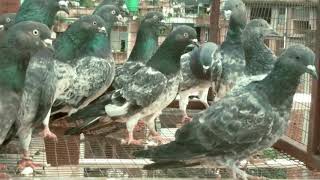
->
250;7;272;23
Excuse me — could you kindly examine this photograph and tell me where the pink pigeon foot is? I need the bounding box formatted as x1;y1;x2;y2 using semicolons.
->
39;127;57;142
18;158;41;170
181;115;192;124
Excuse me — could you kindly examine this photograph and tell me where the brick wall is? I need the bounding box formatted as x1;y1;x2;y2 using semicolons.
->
0;0;20;14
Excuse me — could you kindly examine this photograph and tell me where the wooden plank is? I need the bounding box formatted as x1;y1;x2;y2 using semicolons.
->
306;0;320;170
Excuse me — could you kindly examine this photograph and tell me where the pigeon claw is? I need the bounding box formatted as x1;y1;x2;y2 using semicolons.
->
0;164;6;170
17;159;41;170
127;138;143;145
150;135;170;145
39;128;58;142
181;115;192;124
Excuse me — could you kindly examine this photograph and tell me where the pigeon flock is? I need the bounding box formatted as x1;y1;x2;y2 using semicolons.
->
0;0;318;179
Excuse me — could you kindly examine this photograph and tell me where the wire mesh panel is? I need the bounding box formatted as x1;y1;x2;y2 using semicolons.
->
0;0;320;178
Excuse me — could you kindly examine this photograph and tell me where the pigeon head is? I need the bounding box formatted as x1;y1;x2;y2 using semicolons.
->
0;13;16;30
200;43;220;71
96;0;129;16
220;0;245;21
147;25;198;75
70;15;107;35
15;0;69;28
94;5;123;29
277;44;317;79
5;21;52;54
141;12;167;32
243;19;280;40
169;25;198;49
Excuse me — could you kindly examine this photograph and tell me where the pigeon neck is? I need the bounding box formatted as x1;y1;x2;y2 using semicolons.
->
15;5;57;28
128;26;158;63
54;29;94;63
82;27;113;58
242;34;275;76
146;41;183;76
259;61;301;107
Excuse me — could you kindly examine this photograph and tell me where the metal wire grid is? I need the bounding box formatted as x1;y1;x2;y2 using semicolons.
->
0;0;319;178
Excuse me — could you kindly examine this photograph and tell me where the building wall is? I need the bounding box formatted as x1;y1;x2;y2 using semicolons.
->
0;0;20;14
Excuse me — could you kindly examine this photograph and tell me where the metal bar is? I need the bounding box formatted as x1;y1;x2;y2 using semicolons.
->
209;0;220;43
306;0;320;170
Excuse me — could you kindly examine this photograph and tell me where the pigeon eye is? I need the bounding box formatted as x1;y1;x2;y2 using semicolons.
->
111;10;116;15
6;17;10;23
296;56;300;60
32;29;39;36
183;33;189;38
93;21;97;25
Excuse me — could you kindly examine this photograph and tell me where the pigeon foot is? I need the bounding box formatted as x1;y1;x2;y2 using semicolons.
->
39;127;57;142
18;158;41;170
181;115;192;124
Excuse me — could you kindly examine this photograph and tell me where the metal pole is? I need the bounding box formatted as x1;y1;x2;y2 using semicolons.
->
209;0;220;43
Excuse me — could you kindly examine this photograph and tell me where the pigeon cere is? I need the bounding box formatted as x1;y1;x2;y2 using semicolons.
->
0;0;319;179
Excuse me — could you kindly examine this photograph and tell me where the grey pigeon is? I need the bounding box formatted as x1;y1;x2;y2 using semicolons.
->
95;0;129;16
177;0;246;123
64;11;167;135
0;13;16;42
0;13;16;30
178;42;222;123
113;11;166;89
231;18;280;90
213;0;247;101
67;26;198;145
15;0;69;29
133;44;318;180
0;21;52;168
17;15;106;157
51;5;123;115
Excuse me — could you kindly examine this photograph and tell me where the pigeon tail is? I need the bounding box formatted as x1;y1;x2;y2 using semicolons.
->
143;160;200;170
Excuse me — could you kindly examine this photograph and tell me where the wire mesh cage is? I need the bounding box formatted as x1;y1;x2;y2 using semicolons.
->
0;0;319;178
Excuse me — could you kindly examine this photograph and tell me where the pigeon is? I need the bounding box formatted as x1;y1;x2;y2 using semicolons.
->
113;11;166;89
67;26;198;145
213;0;247;101
17;15;106;158
95;0;129;16
133;44;318;180
51;5;123;115
231;18;280;90
0;13;16;42
64;11;168;135
178;42;222;123
0;21;52;169
15;0;69;28
0;13;16;30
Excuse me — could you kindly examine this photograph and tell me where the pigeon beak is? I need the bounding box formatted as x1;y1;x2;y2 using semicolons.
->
306;65;318;79
223;10;232;21
159;19;169;30
43;39;54;51
0;25;4;31
98;26;106;33
190;39;200;47
59;0;70;15
265;27;281;37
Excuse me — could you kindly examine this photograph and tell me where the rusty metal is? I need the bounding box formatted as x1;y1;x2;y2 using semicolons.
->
306;0;320;170
209;0;220;43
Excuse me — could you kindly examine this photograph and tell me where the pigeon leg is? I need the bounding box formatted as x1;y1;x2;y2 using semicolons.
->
39;109;57;141
198;88;210;108
145;113;170;144
127;131;143;145
179;93;192;124
126;115;144;145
